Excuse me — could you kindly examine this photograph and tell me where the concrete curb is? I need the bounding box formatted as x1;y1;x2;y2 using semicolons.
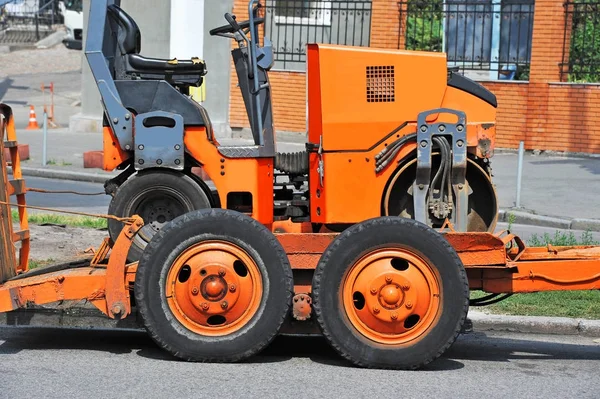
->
498;209;600;232
468;310;600;337
10;166;116;184
35;30;67;49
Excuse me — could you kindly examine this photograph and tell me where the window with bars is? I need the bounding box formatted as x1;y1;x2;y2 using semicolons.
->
265;0;373;70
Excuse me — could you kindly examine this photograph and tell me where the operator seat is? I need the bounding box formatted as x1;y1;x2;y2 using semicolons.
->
107;5;207;89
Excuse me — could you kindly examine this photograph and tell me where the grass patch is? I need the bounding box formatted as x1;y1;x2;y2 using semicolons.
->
12;210;107;229
472;229;600;319
527;230;598;247
28;258;55;270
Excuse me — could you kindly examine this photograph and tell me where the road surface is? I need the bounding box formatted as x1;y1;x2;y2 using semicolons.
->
0;327;598;398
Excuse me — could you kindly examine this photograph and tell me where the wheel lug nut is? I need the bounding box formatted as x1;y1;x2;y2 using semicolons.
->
221;301;228;309
191;287;199;296
385;276;392;284
402;284;410;291
391;313;398;320
406;301;413;309
200;302;209;311
229;284;236;293
373;306;380;314
218;268;226;277
370;287;377;295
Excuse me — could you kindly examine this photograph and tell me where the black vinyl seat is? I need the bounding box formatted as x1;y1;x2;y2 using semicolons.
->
107;5;206;87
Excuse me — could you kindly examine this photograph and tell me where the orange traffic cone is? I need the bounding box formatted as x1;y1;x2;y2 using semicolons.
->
26;105;39;130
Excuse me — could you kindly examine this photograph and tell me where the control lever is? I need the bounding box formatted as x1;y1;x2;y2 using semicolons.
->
225;13;242;32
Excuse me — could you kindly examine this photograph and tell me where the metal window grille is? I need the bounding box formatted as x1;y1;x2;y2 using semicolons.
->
264;0;373;70
561;1;600;83
398;0;534;81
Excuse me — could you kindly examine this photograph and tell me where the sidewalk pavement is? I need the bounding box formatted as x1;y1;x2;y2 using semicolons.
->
10;128;600;231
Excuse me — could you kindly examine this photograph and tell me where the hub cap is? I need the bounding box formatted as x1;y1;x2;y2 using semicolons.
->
165;241;263;336
342;248;441;344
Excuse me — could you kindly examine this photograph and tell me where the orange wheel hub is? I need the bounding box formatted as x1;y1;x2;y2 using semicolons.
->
342;248;441;344
165;240;263;336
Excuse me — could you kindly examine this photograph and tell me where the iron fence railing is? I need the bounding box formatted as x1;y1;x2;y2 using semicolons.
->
561;1;600;83
263;0;372;70
399;0;534;80
0;0;61;44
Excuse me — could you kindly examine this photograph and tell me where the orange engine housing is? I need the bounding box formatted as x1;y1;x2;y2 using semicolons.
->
306;44;497;225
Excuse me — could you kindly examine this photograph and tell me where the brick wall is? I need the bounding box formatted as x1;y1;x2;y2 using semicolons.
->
228;0;600;154
480;82;529;149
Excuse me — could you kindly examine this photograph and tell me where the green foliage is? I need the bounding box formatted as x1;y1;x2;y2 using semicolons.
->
567;2;600;82
527;230;599;247
404;0;444;52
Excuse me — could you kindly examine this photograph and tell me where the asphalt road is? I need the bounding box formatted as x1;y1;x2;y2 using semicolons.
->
0;328;598;398
24;176;110;215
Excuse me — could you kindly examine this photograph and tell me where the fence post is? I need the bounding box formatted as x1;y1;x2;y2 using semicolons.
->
35;12;39;41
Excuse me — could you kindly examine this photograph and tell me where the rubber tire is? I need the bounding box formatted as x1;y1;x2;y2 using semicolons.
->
135;209;294;362
312;217;469;370
108;169;212;262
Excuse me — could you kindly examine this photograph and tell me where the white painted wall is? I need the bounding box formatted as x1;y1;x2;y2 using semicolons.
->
170;0;205;59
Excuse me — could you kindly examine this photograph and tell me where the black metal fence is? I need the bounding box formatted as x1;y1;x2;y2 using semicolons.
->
399;0;534;80
561;1;600;82
0;0;62;45
263;0;372;70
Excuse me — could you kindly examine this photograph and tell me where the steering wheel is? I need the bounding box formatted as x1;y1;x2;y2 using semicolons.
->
209;14;265;37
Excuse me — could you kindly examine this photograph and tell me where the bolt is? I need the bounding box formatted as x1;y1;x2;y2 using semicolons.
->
138;144;144;150
229;284;236;293
113;117;119;124
373;306;380;314
420;125;428;132
125;113;131;120
191;287;199;296
174;159;181;165
458;184;464;190
402;284;410;291
457;140;464;148
419;184;424;190
221;301;228;309
406;301;413;309
438;124;446;132
125;144;131;150
370;287;377;295
457;124;464;132
221;171;225;176
385;276;393;284
218;268;226;277
138;159;145;165
420;140;428;148
174;144;181;150
57;276;65;283
201;302;209;311
112;304;123;315
156;159;163;165
391;312;398;320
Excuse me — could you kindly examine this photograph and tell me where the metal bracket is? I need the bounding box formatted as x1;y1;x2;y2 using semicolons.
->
98;80;133;151
134;111;185;171
413;108;468;231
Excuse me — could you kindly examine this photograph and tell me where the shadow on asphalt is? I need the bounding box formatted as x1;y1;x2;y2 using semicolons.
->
1;327;598;369
449;331;600;362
